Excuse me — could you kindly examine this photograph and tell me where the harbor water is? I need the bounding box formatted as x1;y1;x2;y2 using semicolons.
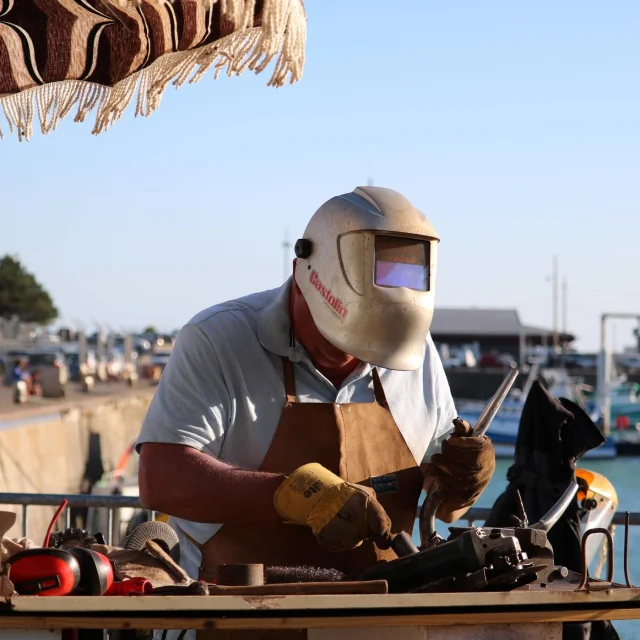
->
412;456;640;639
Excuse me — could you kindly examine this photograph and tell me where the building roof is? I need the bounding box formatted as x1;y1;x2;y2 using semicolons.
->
431;308;575;341
431;308;522;336
521;324;575;341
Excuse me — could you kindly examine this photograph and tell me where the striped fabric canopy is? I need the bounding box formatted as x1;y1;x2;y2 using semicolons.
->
0;0;306;141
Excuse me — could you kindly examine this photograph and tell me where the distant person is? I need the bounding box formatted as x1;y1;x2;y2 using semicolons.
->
12;359;28;384
12;358;30;403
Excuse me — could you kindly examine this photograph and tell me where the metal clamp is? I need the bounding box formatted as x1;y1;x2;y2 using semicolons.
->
577;528;614;591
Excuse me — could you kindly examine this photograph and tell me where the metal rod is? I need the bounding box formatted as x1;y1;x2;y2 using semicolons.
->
473;363;519;437
624;512;634;588
0;492;142;508
552;255;559;350
607;525;614;583
577;528;614;590
417;506;640;525
562;276;568;335
21;504;27;538
530;481;578;532
598;312;640;437
107;509;114;546
64;507;72;530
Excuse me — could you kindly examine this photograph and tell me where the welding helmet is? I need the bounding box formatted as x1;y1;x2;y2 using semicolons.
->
294;186;440;371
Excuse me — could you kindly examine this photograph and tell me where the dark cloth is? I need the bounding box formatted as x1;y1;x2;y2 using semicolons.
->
484;381;619;640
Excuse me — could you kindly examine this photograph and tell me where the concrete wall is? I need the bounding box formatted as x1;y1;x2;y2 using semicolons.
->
0;389;155;542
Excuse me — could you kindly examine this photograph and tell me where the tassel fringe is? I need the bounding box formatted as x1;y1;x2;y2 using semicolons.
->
0;0;306;142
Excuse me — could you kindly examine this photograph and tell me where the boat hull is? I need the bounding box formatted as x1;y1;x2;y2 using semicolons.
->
457;412;617;460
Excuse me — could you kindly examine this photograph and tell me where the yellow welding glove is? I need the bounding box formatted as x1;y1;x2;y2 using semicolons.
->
274;463;392;552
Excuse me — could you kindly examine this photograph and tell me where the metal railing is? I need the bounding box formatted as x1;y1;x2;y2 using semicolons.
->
451;507;640;527
0;491;637;546
0;492;155;546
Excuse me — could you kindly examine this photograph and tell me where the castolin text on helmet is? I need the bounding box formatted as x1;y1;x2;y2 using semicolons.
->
310;270;348;320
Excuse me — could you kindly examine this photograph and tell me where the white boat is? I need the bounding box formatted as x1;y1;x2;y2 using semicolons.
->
455;364;617;459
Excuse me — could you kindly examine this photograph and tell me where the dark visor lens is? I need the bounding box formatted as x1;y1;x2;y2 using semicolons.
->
374;236;429;291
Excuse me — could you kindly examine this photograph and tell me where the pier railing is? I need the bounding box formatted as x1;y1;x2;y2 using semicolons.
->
0;491;637;546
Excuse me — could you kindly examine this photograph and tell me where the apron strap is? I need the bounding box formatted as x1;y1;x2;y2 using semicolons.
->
281;357;297;403
372;368;390;408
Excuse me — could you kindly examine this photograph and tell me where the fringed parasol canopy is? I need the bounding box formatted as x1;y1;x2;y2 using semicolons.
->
0;0;306;141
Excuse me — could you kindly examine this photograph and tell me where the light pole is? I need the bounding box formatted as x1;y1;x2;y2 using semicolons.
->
545;256;560;351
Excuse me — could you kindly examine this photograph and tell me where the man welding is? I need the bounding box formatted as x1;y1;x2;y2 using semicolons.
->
136;186;495;625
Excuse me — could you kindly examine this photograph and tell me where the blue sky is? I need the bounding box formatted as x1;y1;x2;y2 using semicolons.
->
1;1;638;351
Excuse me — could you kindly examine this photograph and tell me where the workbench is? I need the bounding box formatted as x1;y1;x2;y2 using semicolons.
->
0;586;639;640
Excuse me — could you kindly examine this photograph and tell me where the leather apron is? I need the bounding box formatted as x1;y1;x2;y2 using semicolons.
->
195;357;424;640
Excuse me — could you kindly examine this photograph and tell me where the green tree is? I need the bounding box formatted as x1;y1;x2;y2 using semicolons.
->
0;254;59;324
143;325;158;335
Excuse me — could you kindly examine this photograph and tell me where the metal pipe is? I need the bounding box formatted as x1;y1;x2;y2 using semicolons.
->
0;492;142;508
107;509;114;546
598;314;610;437
598;312;640;437
530;481;578;532
21;504;27;538
624;512;634;588
577;528;614;590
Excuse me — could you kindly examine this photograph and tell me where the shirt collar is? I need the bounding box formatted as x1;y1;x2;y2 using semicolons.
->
257;277;375;385
257;277;300;360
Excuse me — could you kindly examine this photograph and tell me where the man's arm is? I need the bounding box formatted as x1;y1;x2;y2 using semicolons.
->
138;443;284;523
135;323;284;524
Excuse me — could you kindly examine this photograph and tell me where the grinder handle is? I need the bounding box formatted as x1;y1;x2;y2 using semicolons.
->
390;531;419;557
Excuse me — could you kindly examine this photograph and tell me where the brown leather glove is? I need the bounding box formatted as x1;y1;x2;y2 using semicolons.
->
316;484;393;552
425;418;495;523
274;463;393;552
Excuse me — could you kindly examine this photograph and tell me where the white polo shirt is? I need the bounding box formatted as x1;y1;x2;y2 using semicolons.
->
136;277;457;583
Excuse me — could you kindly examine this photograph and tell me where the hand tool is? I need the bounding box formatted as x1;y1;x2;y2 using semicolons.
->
385;364;519;560
419;362;520;550
360;480;578;594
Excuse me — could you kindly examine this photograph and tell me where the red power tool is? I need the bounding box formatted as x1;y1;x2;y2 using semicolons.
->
4;500;114;596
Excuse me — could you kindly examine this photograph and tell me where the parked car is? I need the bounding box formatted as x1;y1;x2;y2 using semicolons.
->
140;351;172;381
24;349;69;397
63;346;98;381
